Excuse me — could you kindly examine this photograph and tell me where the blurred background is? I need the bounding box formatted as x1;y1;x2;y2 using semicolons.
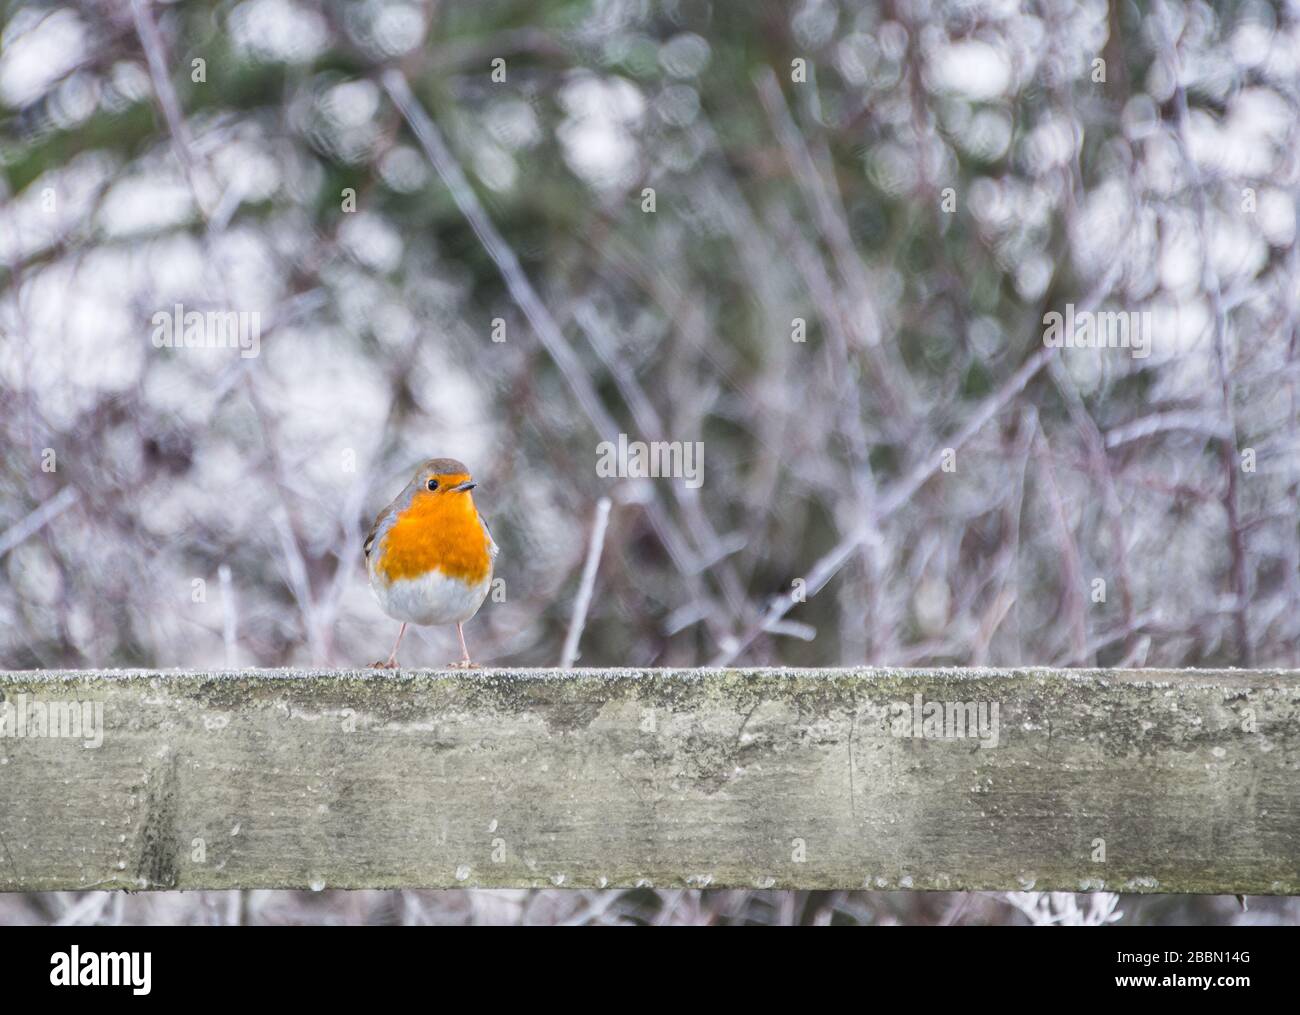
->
2;0;1298;924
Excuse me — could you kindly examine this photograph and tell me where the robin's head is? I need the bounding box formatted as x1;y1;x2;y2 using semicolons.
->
412;458;477;497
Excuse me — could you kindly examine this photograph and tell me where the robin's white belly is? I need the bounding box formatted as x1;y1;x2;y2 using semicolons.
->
369;561;492;626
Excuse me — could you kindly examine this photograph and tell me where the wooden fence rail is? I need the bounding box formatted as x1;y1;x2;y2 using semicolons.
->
0;667;1296;893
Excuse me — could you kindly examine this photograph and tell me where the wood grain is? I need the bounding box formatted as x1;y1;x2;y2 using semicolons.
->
0;668;1296;893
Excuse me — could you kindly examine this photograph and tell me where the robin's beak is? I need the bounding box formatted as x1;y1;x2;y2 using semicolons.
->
452;480;477;493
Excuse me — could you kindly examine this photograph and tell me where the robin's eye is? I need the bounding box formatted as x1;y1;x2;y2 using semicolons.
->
427;479;438;491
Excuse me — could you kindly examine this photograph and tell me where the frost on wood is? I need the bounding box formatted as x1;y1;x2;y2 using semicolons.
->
0;667;1297;894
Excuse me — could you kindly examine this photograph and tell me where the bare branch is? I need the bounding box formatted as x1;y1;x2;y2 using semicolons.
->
560;497;612;668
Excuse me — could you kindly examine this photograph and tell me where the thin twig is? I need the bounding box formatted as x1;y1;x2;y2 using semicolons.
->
560;498;612;668
0;487;76;559
1033;430;1088;663
218;564;237;669
128;0;209;214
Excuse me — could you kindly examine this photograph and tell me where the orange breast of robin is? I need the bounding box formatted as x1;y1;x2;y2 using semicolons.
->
377;483;491;585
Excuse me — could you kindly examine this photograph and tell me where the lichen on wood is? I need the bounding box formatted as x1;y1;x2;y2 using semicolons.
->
0;667;1296;893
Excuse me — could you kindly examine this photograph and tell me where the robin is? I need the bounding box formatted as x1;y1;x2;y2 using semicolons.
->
365;457;498;668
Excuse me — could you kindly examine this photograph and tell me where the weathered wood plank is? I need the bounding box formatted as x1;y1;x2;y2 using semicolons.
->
0;668;1296;893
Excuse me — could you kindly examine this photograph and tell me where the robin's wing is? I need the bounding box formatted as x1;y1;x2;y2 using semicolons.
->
363;512;382;559
364;494;403;560
479;511;500;560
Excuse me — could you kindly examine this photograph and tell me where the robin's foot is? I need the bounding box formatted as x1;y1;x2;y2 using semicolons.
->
446;659;480;669
369;659;399;669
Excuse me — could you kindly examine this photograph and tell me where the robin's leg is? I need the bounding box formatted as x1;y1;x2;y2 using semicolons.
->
448;622;480;668
371;622;406;669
